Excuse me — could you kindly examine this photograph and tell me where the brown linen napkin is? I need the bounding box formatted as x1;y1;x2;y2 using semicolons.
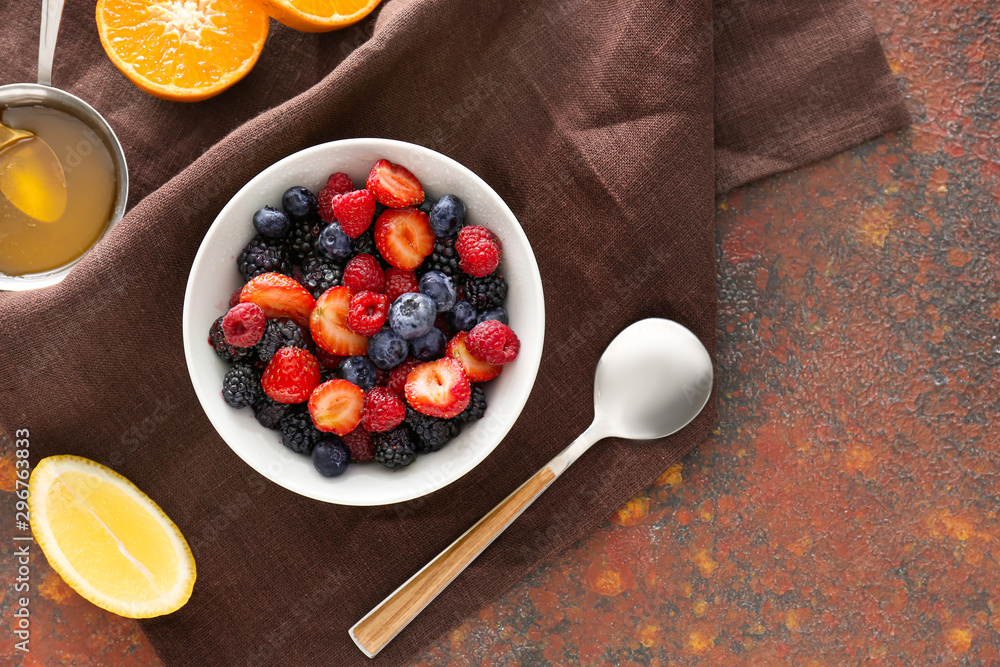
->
0;0;908;664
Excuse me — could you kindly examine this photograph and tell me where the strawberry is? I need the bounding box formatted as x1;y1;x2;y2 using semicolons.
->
446;331;501;382
333;189;376;238
456;225;502;277
343;253;386;293
466;320;520;365
317;172;354;223
374;208;435;271
240;272;316;328
384;268;419;301
308;379;364;435
362;387;406;432
310;286;369;356
404;358;471;419
387;358;421;395
347;291;389;336
262;347;321;404
366;159;424;208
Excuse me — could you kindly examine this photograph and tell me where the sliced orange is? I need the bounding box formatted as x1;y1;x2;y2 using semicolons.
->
96;0;270;102
258;0;381;32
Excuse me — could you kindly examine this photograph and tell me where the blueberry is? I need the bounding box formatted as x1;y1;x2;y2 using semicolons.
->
446;301;477;332
417;197;437;214
429;195;466;237
389;292;437;339
282;186;318;222
419;271;457;312
317;222;353;261
336;356;377;390
252;206;291;239
368;328;409;369
410;328;447;361
312;439;349;477
476;306;509;326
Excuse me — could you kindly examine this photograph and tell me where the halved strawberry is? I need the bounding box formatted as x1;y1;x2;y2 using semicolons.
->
308;379;364;435
366;159;424;208
240;272;315;327
404;358;471;419
374;208;435;271
446;331;502;382
310;286;368;356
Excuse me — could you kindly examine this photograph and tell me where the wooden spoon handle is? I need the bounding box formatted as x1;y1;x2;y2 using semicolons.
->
350;464;559;658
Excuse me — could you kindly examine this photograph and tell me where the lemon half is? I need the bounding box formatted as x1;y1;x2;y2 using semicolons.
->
28;455;196;618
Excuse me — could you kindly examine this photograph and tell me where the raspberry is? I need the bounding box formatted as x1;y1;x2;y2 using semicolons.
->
317;172;355;223
343;254;386;293
456;225;501;277
387;359;421;395
222;302;267;347
348;291;389;336
466;320;520;365
341;427;375;462
362;387;406;432
262;347;321;403
333;189;376;238
384;268;419;301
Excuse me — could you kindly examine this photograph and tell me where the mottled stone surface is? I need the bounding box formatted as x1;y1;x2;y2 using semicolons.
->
3;0;997;664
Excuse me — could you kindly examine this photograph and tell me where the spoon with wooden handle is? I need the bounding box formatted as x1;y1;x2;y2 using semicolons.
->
350;317;714;657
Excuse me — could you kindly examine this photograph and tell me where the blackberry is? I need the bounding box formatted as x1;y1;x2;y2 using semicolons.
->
462;273;507;310
352;229;377;258
209;316;253;362
279;408;323;454
373;426;417;468
237;235;292;281
255;318;312;365
455;385;487;423
406;408;460;453
287;218;324;264
252;396;290;430
222;363;262;409
299;256;344;299
418;236;460;277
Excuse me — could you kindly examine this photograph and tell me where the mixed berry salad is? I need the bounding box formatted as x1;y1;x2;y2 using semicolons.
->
208;159;520;478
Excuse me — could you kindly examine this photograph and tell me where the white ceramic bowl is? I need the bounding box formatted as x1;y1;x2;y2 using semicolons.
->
182;139;544;506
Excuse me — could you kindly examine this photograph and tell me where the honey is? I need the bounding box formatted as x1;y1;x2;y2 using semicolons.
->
0;105;117;276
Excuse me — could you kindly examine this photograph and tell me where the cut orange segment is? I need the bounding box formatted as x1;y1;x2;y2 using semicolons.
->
96;0;270;102
258;0;381;32
28;456;196;618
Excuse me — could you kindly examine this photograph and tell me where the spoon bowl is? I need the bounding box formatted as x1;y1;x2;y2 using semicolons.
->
592;318;713;441
351;318;714;657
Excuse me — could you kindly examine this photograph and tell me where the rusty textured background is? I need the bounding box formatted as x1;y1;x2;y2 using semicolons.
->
3;0;998;663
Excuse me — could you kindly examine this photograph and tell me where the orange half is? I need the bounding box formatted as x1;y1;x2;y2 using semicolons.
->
258;0;381;32
96;0;270;102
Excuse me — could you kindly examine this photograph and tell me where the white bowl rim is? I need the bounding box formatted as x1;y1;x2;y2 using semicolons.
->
182;138;544;505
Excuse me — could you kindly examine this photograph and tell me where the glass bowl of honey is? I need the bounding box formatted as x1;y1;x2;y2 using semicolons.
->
0;83;128;290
